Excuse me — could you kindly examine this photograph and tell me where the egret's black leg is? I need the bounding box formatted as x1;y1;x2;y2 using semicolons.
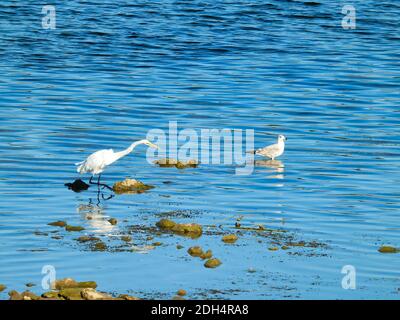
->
96;188;101;205
96;174;114;191
102;193;114;201
89;175;97;185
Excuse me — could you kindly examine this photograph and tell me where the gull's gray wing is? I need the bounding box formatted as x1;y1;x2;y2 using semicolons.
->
256;143;280;158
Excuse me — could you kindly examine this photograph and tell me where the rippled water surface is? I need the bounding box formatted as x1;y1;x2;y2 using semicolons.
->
0;1;399;299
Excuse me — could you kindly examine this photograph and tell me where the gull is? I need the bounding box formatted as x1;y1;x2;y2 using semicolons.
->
248;135;287;160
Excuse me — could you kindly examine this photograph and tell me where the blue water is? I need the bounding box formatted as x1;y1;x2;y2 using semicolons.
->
0;1;399;299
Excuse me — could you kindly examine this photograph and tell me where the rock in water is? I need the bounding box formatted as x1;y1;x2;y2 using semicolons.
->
81;288;112;300
378;245;399;253
154;158;199;169
222;234;238;244
156;219;202;238
48;221;67;227
65;179;89;192
113;178;154;194
204;258;222;268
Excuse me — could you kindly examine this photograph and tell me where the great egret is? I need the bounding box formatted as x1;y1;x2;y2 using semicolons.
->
247;135;287;160
75;139;158;189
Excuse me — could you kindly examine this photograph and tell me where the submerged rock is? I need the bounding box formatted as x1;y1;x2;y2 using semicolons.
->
93;241;107;251
81;288;112;300
118;294;140;300
113;178;154;194
154;158;199;169
59;288;84;300
9;290;40;300
156;219;202;238
65;179;89;192
53;278;97;290
41;291;59;299
378;246;399;253
222;234;238;244
177;289;187;297
0;284;6;292
65;225;85;232
48;221;67;227
204;258;222;269
200;250;213;260
108;218;118;225
188;246;204;257
121;236;132;242
76;236;100;243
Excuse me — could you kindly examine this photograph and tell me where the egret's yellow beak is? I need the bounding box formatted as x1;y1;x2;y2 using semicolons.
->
148;142;159;149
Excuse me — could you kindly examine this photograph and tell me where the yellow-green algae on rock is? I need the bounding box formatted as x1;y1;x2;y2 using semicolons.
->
9;290;40;300
65;225;85;232
48;221;67;227
177;289;187;296
0;284;6;292
8;278;140;300
188;246;204;257
113;178;154;194
153;158;199;169
222;234;238;243
204;258;222;268
378;245;399;253
200;250;213;260
76;236;100;243
53;278;97;290
156;219;202;238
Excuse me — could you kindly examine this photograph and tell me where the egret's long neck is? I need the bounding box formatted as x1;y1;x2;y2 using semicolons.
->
113;140;145;162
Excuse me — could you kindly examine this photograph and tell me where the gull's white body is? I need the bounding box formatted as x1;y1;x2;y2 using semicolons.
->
76;139;158;175
252;135;287;160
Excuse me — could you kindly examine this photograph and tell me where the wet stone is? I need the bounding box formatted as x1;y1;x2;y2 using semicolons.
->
48;221;67;227
188;246;204;258
222;234;238;244
65;225;85;232
156;219;202;238
113;178;154;194
378;246;399;253
204;258;222;269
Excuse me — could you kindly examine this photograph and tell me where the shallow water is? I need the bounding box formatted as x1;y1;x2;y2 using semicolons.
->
0;1;399;299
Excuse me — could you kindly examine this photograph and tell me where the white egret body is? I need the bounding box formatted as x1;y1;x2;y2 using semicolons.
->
75;139;158;187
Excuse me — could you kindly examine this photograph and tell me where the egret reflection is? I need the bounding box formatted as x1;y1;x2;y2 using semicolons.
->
77;202;116;234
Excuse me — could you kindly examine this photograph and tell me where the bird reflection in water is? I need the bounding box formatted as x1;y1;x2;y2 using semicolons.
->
77;202;116;234
254;159;285;179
